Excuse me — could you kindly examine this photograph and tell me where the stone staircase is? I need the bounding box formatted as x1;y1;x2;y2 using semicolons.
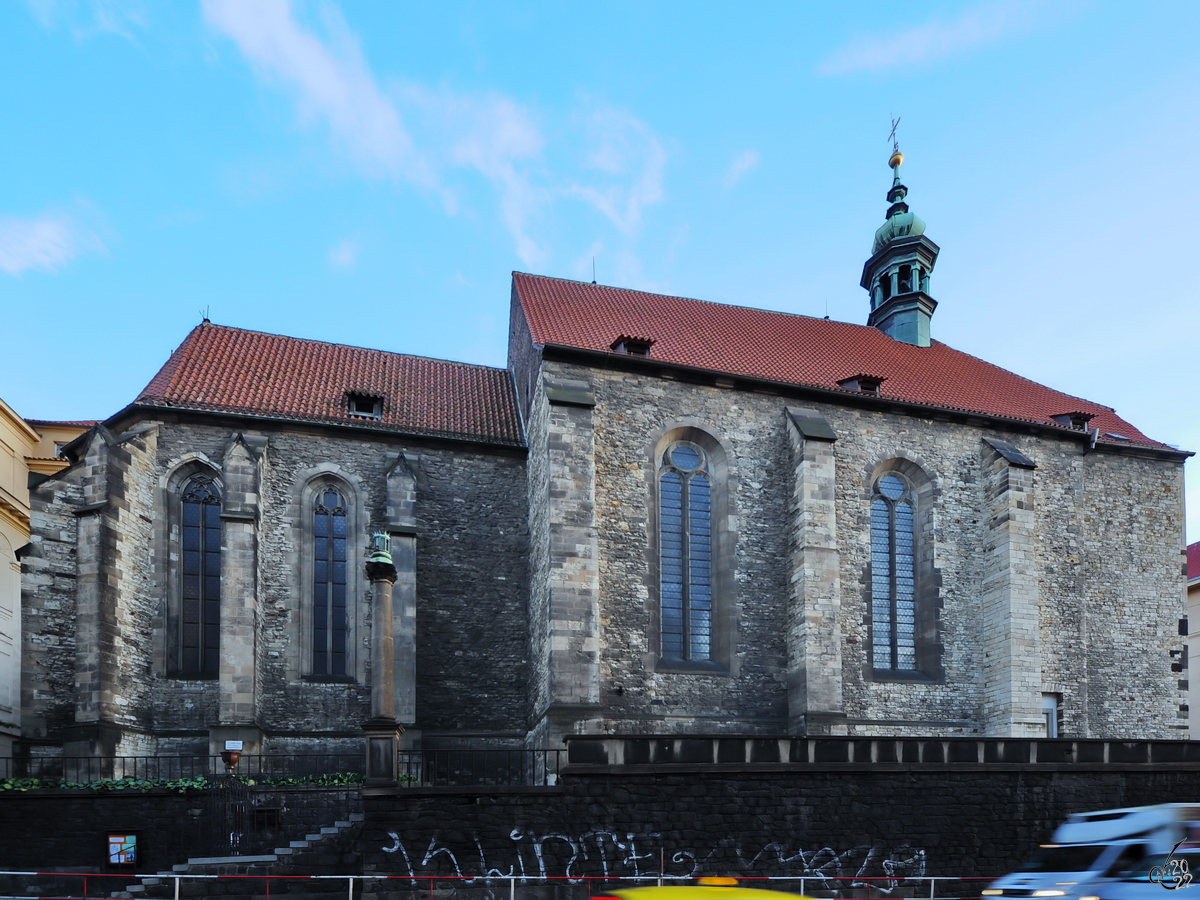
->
113;812;364;899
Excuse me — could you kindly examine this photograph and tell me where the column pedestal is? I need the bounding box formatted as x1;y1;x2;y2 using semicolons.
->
363;717;404;786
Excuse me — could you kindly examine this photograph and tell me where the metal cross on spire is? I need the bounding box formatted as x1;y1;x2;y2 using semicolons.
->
888;116;902;153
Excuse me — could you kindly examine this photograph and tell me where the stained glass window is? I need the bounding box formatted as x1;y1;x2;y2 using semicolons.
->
871;473;917;671
660;442;712;661
313;488;349;677
180;475;221;678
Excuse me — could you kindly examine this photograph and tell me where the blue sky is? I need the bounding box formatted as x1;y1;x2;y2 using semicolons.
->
3;0;1198;540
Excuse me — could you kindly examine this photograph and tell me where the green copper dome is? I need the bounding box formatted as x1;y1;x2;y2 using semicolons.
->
871;158;927;254
872;209;926;255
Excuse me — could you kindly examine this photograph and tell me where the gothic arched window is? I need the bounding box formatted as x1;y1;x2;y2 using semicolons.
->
180;475;221;678
312;487;349;677
871;472;917;671
659;441;713;661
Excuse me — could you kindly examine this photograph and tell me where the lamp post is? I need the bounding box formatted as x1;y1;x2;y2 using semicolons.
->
363;532;403;785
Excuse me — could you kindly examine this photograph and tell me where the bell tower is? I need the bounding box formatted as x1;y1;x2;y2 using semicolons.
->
861;129;940;347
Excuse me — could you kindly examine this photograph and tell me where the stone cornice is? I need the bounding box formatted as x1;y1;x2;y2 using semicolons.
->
25;457;71;476
105;403;529;456
0;493;30;536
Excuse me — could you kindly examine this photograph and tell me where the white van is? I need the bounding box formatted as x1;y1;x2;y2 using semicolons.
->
983;805;1200;900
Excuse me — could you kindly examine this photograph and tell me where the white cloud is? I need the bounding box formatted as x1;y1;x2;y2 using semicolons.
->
568;107;667;235
203;0;429;185
0;211;105;277
25;0;146;40
404;86;547;265
327;237;358;270
819;1;1046;75
724;149;761;188
205;1;670;266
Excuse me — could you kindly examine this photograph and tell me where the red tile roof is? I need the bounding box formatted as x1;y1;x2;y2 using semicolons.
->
136;323;522;446
513;272;1169;449
1189;542;1200;583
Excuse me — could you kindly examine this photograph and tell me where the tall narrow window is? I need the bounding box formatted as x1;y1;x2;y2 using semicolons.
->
871;473;916;671
180;475;221;678
312;488;349;677
659;442;712;661
1042;693;1060;738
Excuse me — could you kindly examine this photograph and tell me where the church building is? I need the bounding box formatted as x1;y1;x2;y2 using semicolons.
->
17;153;1191;760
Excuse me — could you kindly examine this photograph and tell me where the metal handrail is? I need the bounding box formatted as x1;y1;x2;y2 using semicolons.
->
0;870;1002;900
0;748;565;787
0;754;364;782
398;747;563;787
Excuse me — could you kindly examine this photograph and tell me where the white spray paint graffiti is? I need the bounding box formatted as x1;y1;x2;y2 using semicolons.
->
382;830;926;889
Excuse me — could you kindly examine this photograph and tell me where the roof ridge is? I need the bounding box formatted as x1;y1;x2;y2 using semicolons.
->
513;271;844;326
168;321;512;374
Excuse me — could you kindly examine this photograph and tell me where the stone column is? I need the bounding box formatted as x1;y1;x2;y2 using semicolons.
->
980;438;1043;736
210;435;267;758
385;455;418;727
784;408;845;735
364;536;402;786
541;377;601;744
367;537;398;722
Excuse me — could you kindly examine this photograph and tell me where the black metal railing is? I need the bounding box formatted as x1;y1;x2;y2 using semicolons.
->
564;735;1200;768
0;749;564;788
0;753;364;783
398;748;563;787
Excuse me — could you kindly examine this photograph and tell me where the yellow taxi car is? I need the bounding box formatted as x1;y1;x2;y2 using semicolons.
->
592;876;816;900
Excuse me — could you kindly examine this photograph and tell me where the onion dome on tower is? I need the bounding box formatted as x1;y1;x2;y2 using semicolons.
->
860;142;940;347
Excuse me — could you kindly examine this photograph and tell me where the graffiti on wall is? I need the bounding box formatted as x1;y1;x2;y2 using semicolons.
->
382;829;926;888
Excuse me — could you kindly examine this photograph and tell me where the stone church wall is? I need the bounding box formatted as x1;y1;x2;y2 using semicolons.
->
580;362;793;733
406;440;530;741
535;356;1186;739
161;418;530;750
1033;448;1189;736
24;414;531;753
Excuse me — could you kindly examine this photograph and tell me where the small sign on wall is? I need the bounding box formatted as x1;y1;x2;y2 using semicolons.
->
107;833;137;866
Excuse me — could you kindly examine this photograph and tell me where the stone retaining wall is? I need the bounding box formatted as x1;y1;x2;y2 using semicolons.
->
7;754;1200;878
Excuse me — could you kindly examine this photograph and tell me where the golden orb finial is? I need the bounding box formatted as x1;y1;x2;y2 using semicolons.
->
889;150;904;169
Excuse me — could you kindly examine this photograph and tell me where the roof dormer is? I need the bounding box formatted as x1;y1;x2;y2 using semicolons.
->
610;335;655;357
837;373;886;394
1051;411;1096;430
346;392;383;420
